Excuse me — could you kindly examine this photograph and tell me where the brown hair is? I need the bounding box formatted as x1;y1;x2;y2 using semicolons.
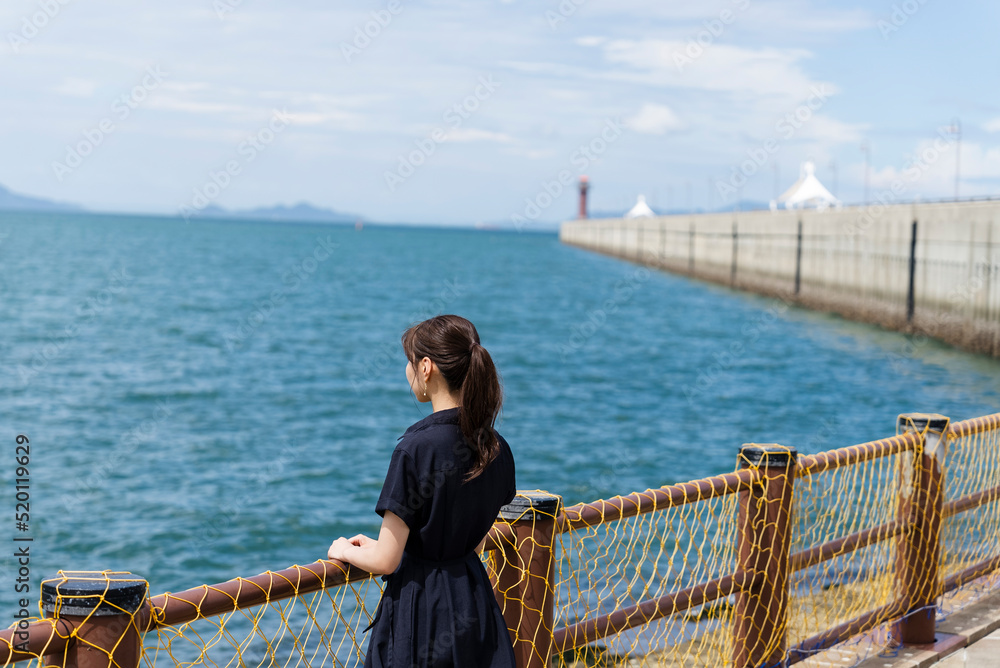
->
401;315;503;480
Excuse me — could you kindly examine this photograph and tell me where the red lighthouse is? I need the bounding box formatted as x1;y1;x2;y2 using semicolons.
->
578;175;589;219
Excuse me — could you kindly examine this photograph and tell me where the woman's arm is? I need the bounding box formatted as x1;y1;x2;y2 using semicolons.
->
327;511;409;575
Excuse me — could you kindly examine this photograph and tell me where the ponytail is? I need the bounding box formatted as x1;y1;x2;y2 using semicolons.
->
401;315;503;481
460;342;502;480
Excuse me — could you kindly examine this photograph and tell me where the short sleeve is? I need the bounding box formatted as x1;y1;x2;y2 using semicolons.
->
375;448;423;531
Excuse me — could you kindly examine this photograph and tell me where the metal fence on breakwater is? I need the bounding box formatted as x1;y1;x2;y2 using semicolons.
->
1;411;999;667
560;201;1000;358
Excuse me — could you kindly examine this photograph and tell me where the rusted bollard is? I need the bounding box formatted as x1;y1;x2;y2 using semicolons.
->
42;571;149;668
733;444;797;668
896;413;948;645
494;491;562;668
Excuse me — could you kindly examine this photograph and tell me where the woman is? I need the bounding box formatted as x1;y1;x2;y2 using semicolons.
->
328;315;517;667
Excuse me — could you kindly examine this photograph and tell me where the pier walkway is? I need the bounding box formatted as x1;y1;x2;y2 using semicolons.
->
847;587;1000;667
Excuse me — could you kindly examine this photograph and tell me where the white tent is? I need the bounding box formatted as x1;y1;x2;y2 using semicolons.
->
772;162;840;211
625;195;655;218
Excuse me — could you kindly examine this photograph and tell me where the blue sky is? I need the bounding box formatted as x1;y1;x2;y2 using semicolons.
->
1;0;998;225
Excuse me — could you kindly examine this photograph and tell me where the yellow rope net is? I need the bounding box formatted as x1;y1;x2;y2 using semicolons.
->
940;416;1000;613
2;413;999;668
147;575;382;668
545;479;741;667
5;568;384;668
785;434;913;664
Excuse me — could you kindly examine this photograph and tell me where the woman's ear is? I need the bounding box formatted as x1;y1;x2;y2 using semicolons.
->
421;357;433;381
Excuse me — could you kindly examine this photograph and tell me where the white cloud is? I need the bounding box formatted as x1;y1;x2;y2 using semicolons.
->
442;128;514;143
161;82;211;94
502;147;556;160
579;0;870;34
792;114;864;144
983;118;1000;133
597;39;831;103
735;3;871;34
499;60;577;77
865;139;1000;199
52;79;99;98
626;103;684;134
145;98;252;116
955;142;1000;179
279;111;350;127
145;85;367;129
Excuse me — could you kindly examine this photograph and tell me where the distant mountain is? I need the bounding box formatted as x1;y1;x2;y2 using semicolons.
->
0;184;85;213
186;201;362;224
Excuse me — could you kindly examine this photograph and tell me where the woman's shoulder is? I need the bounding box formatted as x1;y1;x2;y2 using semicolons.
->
399;408;460;438
394;414;467;466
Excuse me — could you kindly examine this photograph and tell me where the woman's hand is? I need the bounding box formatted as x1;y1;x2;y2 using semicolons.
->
324;513;409;575
327;537;353;562
348;534;376;548
326;533;380;564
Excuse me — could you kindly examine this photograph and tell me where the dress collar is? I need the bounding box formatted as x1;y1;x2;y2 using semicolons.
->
400;407;460;438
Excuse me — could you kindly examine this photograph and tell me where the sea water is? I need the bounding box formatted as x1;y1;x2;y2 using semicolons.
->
1;211;998;610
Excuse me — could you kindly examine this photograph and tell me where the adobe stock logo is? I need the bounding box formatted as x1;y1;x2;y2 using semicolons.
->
341;0;405;63
877;0;931;39
510;118;623;231
672;0;750;72
384;76;500;192
179;110;292;221
7;0;73;54
52;67;168;182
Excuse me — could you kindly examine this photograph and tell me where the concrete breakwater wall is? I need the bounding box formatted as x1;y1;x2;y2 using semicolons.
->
559;201;1000;357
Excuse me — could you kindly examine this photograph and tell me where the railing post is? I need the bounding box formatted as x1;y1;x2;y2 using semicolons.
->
688;221;695;273
906;220;918;323
494;491;562;668
733;444;797;668
794;218;803;295
731;221;739;286
896;413;949;645
42;571;149;668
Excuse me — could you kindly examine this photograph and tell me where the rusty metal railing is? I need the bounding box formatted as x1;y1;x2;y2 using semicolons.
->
2;411;998;668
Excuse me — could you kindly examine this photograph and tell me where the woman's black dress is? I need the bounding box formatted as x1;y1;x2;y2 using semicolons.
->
364;407;517;668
